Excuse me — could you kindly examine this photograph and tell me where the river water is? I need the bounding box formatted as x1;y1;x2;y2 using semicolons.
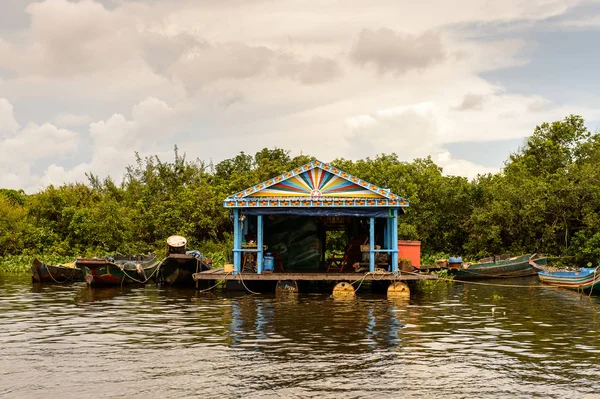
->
1;273;599;398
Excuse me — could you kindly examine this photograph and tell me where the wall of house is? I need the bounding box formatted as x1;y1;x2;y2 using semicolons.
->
264;215;321;270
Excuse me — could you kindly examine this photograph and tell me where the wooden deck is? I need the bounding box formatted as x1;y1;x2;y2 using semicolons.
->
192;268;436;281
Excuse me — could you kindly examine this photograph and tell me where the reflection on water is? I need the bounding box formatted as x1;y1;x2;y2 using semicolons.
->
0;273;599;398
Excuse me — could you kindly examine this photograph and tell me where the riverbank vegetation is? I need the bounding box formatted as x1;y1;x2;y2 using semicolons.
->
2;115;600;273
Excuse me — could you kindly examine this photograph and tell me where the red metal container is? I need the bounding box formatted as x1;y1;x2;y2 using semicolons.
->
398;240;421;268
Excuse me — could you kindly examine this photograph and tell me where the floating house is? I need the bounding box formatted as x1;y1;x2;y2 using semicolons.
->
194;160;432;293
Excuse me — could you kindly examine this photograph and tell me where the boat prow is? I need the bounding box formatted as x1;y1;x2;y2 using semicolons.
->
30;258;83;283
538;267;600;294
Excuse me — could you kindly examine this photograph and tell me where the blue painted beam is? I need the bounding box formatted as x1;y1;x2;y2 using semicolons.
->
392;209;399;273
257;215;264;274
369;217;375;273
385;217;394;253
233;209;241;274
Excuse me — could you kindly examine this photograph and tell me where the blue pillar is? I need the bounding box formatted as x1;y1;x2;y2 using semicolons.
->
392;209;399;273
369;217;375;273
257;215;264;274
233;209;241;274
386;217;392;271
385;217;394;250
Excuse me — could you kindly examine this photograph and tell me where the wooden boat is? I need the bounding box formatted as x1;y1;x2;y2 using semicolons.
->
158;236;211;286
76;254;160;286
449;254;547;279
30;258;83;283
538;267;600;294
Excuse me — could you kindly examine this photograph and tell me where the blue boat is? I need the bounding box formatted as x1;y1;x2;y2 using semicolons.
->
538;267;600;294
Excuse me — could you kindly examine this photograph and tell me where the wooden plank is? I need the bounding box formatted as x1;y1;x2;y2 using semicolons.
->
166;253;196;260
205;268;224;274
192;271;435;281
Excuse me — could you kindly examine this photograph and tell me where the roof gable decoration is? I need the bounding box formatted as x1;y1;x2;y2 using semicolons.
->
224;160;409;208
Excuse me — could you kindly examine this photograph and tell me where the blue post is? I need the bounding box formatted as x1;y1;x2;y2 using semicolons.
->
233;208;241;274
392;209;399;273
385;218;394;252
369;217;375;273
385;217;394;271
257;215;264;274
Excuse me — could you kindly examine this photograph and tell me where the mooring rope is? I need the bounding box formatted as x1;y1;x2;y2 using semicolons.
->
348;268;391;293
452;267;536;279
44;263;78;284
237;271;260;295
195;258;199;289
117;262;161;286
352;273;370;292
399;269;551;289
195;272;231;293
589;266;600;297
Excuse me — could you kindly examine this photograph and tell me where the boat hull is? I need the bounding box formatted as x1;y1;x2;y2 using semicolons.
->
450;255;546;279
538;267;600;294
30;259;83;283
159;254;211;286
77;255;159;287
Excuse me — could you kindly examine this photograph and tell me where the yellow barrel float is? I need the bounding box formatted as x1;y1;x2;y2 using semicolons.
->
332;282;355;299
387;281;410;299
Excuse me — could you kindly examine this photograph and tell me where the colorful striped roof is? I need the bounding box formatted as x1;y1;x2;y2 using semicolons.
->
224;160;409;208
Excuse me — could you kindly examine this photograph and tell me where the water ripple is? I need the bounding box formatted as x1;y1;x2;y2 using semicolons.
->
0;274;599;398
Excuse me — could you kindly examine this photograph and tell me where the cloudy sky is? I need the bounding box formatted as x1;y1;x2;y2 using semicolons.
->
2;0;600;192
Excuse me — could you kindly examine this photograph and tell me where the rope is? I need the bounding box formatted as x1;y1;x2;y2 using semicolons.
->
351;272;370;292
400;269;551;289
195;258;199;289
117;261;161;285
195;272;230;293
589;266;600;297
453;267;536;279
350;268;392;293
237;272;260;295
446;278;550;288
44;263;79;284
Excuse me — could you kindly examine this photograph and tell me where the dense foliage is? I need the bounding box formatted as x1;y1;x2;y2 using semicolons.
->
2;115;600;272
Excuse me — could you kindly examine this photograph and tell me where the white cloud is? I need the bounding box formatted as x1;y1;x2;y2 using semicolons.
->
54;113;93;127
21;0;136;77
1;0;599;190
165;41;341;91
39;97;183;189
0;97;185;191
350;29;446;74
0;121;77;167
90;97;178;148
434;151;497;179
559;15;600;29
0;98;20;136
0;99;79;190
0;167;29;191
455;93;487;110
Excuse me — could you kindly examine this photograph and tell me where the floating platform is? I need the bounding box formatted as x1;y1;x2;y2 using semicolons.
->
192;268;436;282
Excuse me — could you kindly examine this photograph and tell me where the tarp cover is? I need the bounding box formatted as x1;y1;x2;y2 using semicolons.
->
241;207;401;218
